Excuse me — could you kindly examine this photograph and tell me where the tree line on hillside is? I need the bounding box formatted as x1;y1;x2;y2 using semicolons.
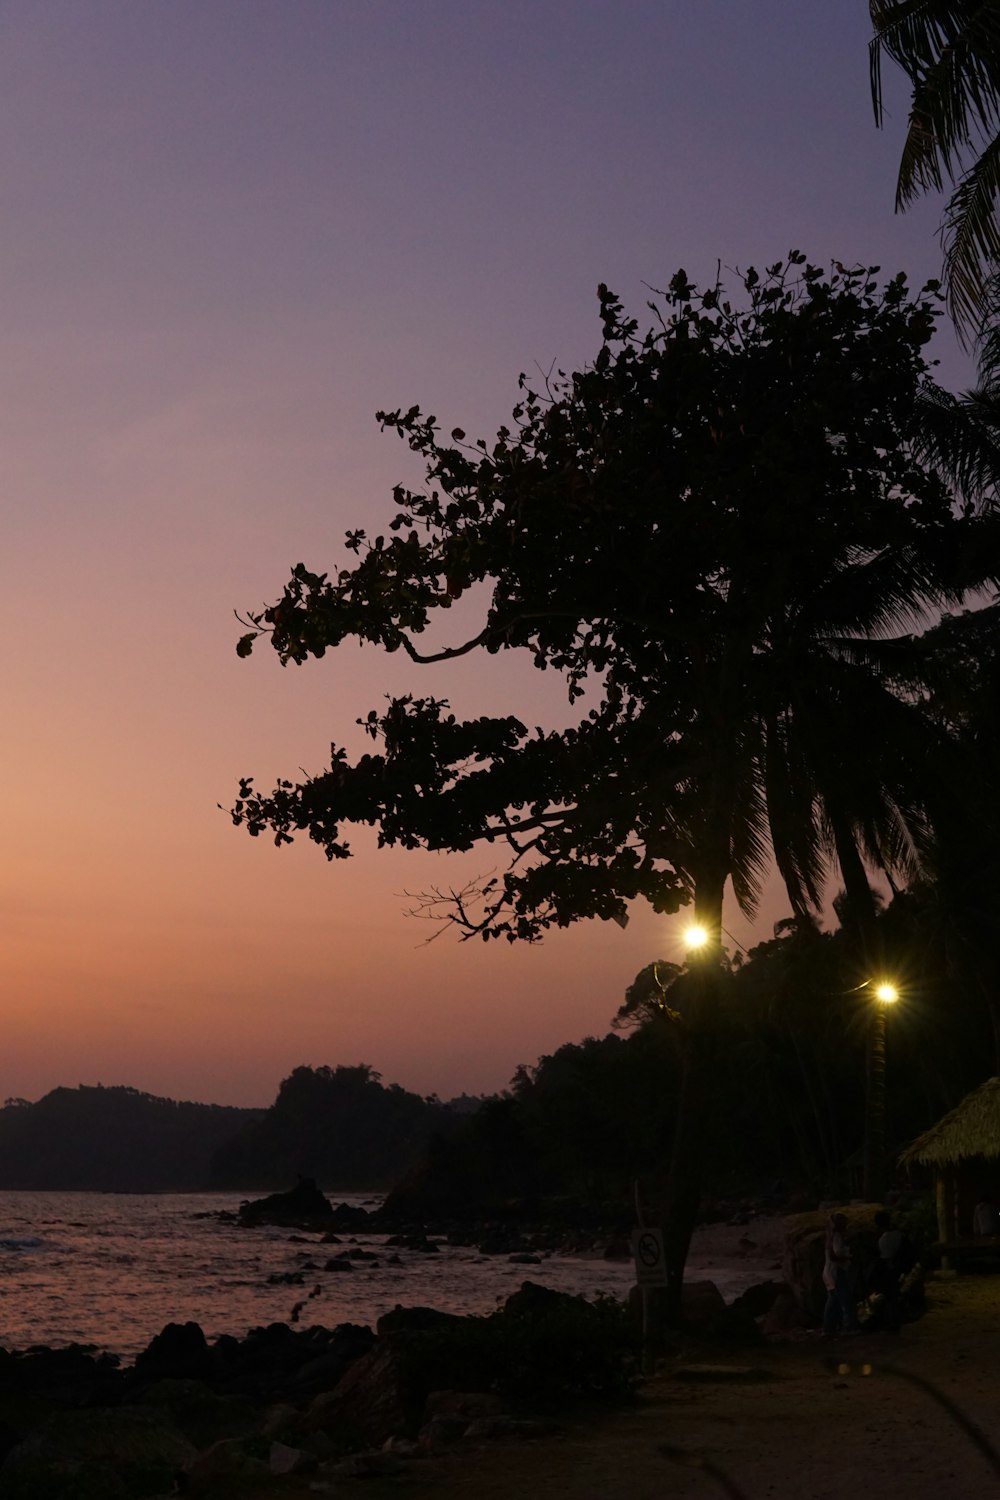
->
387;875;998;1225
0;1072;476;1193
209;1064;471;1190
0;1087;259;1192
5;853;994;1206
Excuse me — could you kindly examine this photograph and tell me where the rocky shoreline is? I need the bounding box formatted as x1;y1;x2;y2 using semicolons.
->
226;1175;639;1257
0;1280;635;1495
0;1193;929;1495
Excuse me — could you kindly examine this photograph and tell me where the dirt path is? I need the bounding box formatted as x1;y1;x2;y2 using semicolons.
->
333;1272;1000;1500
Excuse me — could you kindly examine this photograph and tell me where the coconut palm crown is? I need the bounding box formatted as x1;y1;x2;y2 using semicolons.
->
870;1;1000;342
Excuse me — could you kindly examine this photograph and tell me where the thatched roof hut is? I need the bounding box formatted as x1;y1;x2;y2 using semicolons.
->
900;1077;1000;1169
900;1077;1000;1247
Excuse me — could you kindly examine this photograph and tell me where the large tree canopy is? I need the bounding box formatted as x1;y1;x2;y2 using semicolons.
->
231;255;998;951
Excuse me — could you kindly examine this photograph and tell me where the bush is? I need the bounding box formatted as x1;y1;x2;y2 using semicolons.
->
896;1196;937;1261
416;1286;639;1406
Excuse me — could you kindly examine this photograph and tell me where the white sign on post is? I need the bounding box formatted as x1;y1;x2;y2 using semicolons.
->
631;1227;668;1287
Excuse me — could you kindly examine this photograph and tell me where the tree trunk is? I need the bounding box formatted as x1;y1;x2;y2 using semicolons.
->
790;1030;835;1183
865;1002;888;1200
978;971;1000;1075
659;869;727;1324
828;807;886;1201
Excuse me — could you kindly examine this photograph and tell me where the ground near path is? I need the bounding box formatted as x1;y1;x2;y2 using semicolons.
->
332;1267;1000;1500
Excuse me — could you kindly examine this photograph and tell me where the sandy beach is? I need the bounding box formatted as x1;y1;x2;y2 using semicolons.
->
330;1218;1000;1500
684;1213;790;1301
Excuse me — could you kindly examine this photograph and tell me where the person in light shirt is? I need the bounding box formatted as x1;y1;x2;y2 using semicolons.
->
973;1197;1000;1236
822;1213;858;1336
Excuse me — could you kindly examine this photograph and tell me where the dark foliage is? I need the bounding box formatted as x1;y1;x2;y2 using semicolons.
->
384;1028;680;1221
415;1288;639;1405
209;1063;461;1190
904;604;1000;1062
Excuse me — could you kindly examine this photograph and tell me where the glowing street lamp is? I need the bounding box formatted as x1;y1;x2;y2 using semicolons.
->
863;979;900;1201
682;924;710;953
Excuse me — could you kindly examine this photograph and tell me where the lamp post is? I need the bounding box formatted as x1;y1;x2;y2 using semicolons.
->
863;981;898;1202
657;919;720;1320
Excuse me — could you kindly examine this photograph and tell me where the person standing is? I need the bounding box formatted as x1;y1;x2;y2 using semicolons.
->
823;1212;858;1336
973;1197;999;1236
870;1209;911;1331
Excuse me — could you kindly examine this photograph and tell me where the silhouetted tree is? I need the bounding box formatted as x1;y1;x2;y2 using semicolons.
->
229;256;1000;1302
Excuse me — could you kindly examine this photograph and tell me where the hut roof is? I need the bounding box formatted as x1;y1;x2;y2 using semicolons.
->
900;1077;1000;1167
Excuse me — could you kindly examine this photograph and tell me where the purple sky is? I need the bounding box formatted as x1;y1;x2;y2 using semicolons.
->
2;2;971;1106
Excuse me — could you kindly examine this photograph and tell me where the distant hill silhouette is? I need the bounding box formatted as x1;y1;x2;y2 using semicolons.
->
209;1063;469;1191
0;1070;485;1194
0;1086;260;1191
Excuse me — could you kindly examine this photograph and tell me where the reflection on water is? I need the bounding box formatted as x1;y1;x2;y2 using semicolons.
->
0;1191;638;1358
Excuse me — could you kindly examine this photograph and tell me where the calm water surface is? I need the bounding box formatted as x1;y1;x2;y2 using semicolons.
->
0;1192;639;1358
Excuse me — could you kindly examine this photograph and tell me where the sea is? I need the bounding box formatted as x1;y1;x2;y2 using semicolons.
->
0;1191;643;1360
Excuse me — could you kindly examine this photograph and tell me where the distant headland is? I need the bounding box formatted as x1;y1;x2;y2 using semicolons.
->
0;1065;475;1194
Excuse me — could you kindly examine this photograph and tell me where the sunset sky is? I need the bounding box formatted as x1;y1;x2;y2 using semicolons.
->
3;2;973;1107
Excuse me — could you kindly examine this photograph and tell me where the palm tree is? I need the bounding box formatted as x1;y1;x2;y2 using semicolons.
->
870;1;1000;341
651;497;982;1282
907;604;1000;1062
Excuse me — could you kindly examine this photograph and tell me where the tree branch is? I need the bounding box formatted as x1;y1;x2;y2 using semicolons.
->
397;628;494;664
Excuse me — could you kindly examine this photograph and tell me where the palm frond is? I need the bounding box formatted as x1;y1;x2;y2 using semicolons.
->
816;630;932;686
909;383;1000;506
972;265;1000;385
904;8;1000;205
904;600;1000;726
761;710;827;919
940;132;1000;336
870;1;1000;337
727;739;772;921
788;644;939;911
812;545;961;640
856;774;929;883
870;3;1000;186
